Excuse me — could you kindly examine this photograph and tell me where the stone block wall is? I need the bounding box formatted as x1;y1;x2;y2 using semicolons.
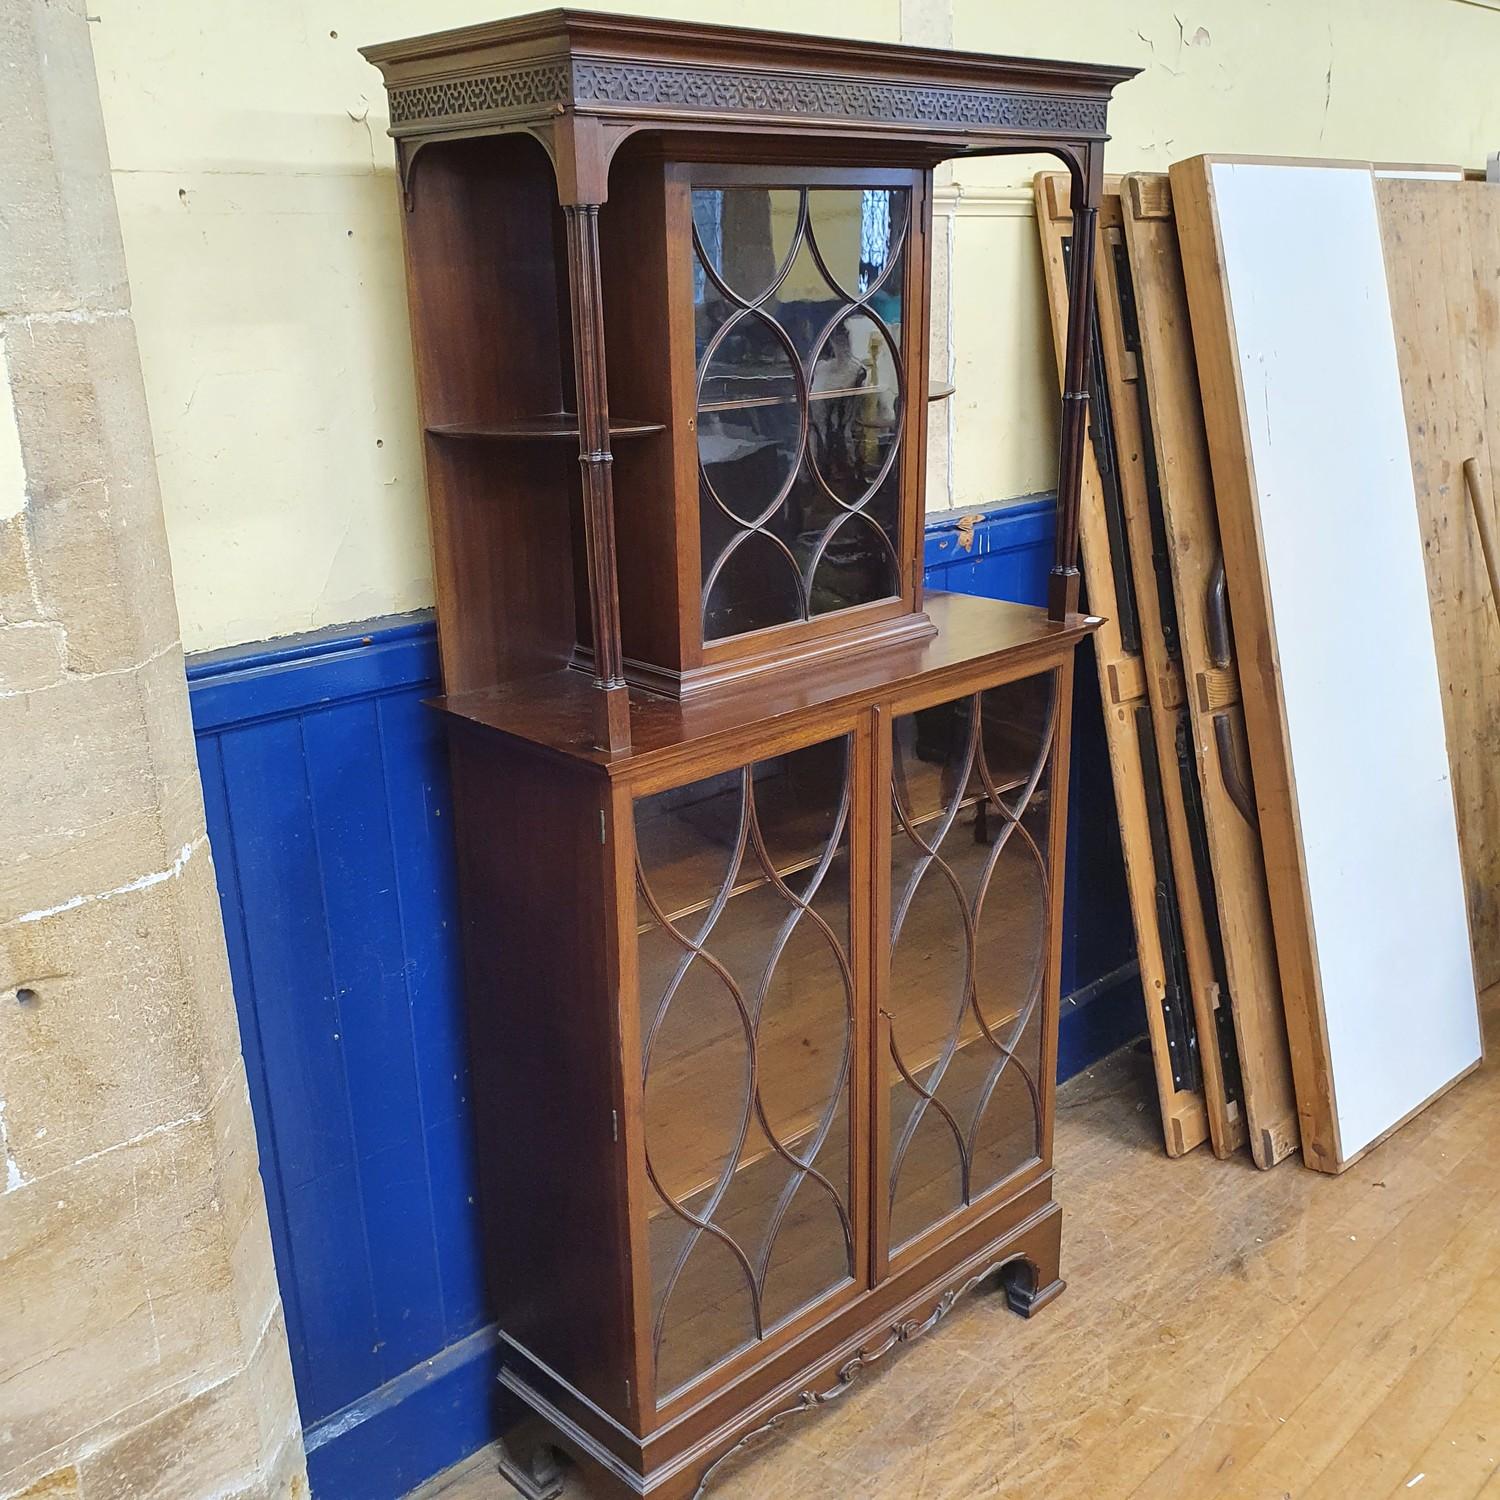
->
0;1;306;1494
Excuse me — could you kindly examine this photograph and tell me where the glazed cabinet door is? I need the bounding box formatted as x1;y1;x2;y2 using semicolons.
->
628;719;870;1415
878;669;1061;1269
677;165;930;674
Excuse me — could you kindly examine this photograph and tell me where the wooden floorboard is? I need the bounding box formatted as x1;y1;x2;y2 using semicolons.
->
410;987;1500;1500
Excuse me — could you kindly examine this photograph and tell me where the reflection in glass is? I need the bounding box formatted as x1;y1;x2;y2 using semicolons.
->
701;530;805;640
636;735;857;1403
808;187;903;294
692;184;909;643
808;301;903;506
886;673;1056;1254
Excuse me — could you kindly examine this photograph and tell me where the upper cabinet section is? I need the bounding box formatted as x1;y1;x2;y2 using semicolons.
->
363;12;1136;739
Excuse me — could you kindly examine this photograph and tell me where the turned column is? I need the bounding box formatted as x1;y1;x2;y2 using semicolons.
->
563;201;632;752
1049;146;1102;622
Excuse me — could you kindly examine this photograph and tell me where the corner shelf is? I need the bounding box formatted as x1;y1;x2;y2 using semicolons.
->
429;396;942;442
427;413;666;441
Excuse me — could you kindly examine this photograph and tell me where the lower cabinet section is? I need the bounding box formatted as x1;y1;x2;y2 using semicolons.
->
443;613;1084;1498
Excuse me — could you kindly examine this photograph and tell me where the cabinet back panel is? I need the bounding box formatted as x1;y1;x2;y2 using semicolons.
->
403;134;575;693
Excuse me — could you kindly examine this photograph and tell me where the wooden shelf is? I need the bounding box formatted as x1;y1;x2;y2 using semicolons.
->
698;382;896;415
646;1020;1037;1394
428;389;921;436
643;811;1042;1212
427;413;666;441
636;782;844;934
640;784;1030;935
648;1016;1030;1219
694;380;954;417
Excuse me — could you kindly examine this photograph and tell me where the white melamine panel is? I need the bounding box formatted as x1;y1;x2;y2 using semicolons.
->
1211;160;1481;1162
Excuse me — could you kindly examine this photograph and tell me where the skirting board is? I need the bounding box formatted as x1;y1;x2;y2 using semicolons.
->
1171;155;1483;1172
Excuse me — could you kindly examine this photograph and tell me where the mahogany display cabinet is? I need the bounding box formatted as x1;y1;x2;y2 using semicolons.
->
362;13;1134;1498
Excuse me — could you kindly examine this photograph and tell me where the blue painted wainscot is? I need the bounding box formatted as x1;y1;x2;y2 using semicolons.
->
188;499;1143;1500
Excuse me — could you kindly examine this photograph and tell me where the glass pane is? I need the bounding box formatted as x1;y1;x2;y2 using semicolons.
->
642;944;752;1206
807;188;906;295
865;459;901;555
755;873;851;1143
809;309;903;505
971;1006;1044;1199
702;528;805;641
752;735;849;896
889;838;973;1078
765;234;840;366
635;769;743;932
653;1230;758;1398
893;695;974;828
972;672;1055;801
761;1096;853;1328
692;182;910;643
637;733;857;1403
887;1107;963;1251
973;801;1048;1038
692;187;802;307
699;313;801;422
698;397;803;528
808;509;899;618
887;674;1056;1253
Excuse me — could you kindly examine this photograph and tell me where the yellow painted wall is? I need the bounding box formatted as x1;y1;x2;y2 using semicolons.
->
89;0;1500;651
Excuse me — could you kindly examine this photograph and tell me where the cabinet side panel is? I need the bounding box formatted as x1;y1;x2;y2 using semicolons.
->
600;151;696;676
446;729;636;1421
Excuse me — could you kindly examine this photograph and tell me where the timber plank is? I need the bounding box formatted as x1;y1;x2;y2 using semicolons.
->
1092;187;1248;1160
1033;170;1210;1158
1379;177;1500;992
1119;170;1299;1169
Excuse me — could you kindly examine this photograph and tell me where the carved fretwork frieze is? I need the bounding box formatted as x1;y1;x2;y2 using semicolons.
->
573;60;1107;134
386;57;1108;136
388;61;571;126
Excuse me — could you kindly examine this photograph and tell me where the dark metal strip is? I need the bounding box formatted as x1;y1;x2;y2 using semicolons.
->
1063;232;1141;653
1205;554;1233;670
1133;705;1201;1094
1213;710;1258;827
1174;711;1242;1107
1110;235;1180;663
